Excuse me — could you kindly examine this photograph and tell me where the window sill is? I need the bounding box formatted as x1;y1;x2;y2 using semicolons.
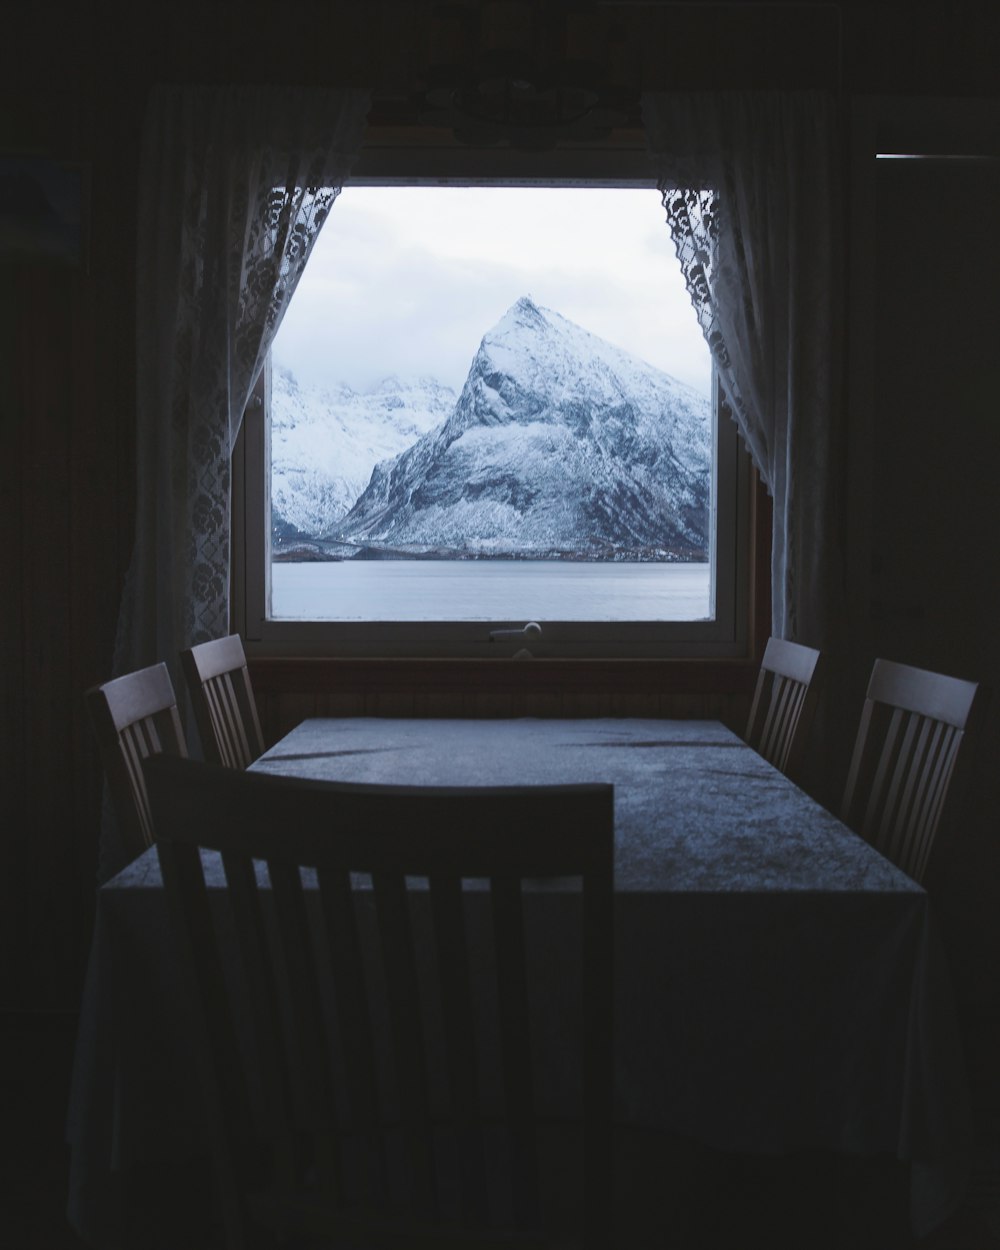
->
247;654;762;744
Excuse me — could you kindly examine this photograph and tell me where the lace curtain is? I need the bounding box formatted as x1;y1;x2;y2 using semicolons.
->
642;92;847;652
105;85;370;876
115;84;369;678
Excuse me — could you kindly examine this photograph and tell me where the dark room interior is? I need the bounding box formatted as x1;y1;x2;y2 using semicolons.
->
3;2;999;1246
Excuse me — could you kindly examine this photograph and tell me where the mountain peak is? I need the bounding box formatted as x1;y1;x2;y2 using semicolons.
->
501;295;548;330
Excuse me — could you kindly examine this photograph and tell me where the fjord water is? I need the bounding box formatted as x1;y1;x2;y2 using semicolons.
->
270;559;712;622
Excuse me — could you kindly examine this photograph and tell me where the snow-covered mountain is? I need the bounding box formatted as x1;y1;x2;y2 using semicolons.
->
270;368;456;542
334;297;711;559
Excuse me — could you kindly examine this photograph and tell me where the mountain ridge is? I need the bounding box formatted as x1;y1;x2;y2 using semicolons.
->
333;296;711;560
270;368;456;543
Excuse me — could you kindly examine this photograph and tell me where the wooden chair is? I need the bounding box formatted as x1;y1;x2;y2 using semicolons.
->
180;634;264;769
744;637;824;779
143;754;615;1250
85;662;188;863
840;658;982;884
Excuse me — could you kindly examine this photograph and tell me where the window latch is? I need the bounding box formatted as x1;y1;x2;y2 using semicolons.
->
489;622;542;658
488;622;542;643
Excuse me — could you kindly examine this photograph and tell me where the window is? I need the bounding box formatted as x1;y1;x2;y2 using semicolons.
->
235;177;752;659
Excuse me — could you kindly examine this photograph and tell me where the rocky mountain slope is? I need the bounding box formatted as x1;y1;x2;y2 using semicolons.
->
333;297;711;560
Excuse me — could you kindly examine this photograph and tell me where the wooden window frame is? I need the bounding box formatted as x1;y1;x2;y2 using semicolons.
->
230;147;771;713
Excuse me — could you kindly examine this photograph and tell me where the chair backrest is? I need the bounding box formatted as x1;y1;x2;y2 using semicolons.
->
841;658;982;884
143;754;615;1249
180;634;264;769
744;637;824;779
85;662;188;862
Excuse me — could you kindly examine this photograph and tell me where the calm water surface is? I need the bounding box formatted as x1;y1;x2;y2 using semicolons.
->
271;560;712;621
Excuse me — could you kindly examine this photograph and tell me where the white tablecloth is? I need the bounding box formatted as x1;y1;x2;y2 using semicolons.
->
66;718;973;1242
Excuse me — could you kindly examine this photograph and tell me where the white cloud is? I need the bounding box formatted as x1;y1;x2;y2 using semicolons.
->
273;186;711;397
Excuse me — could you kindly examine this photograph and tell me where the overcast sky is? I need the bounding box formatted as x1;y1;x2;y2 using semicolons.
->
272;186;711;398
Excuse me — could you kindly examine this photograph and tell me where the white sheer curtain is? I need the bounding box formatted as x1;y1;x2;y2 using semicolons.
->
105;85;369;876
115;84;369;678
643;92;847;653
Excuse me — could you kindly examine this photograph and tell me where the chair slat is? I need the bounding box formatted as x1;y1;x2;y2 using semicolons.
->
157;839;252;1248
894;717;934;851
842;659;981;883
771;677;807;772
373;870;438;1219
491;874;540;1230
181;635;264;770
916;725;961;873
907;724;949;886
211;673;253;770
581;866;615;1250
430;872;490;1226
862;706;907;841
85;662;189;865
119;727;154;844
758;675;786;762
317;866;390;1207
879;710;921;863
268;858;342;1194
221;851;300;1193
745;638;824;780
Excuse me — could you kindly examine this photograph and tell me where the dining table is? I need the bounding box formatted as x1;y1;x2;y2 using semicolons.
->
65;716;973;1244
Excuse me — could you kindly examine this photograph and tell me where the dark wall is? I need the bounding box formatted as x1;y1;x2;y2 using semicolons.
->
863;147;1000;1010
3;1;999;1010
2;85;142;1006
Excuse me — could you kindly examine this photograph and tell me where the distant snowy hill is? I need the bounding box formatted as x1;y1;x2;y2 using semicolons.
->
335;297;711;559
270;368;456;543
